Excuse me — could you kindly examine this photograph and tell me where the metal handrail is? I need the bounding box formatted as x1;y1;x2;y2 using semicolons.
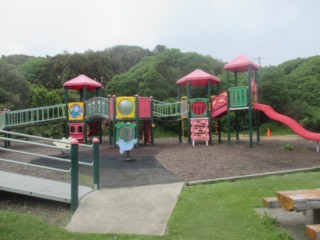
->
0;147;92;167
0;157;70;173
0;129;92;148
0;113;6;129
5;104;66;128
0;129;100;211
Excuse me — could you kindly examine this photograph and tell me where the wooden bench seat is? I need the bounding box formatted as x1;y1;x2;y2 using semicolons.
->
306;224;320;240
276;189;320;224
276;189;320;211
262;197;280;208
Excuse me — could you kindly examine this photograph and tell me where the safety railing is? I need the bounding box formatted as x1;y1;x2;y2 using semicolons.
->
4;104;66;129
86;97;109;120
229;86;248;108
153;99;188;117
0;130;100;211
0;112;6;129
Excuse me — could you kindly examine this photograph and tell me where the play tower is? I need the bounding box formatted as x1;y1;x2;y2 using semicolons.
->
224;55;260;147
177;69;221;146
63;74;103;143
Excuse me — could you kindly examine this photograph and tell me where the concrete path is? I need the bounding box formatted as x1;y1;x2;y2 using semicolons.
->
67;182;184;235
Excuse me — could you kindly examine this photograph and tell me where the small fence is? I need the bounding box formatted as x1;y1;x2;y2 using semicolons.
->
0;130;100;211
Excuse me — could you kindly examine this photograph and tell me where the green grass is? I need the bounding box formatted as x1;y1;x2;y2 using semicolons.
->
1;171;320;240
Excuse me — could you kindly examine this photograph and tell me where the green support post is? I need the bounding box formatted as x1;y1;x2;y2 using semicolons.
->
64;87;69;138
255;69;261;145
235;72;239;144
135;95;139;146
92;138;100;190
151;97;154;145
178;85;182;143
70;139;79;212
216;83;222;143
187;81;191;144
248;66;253;148
83;87;87;144
207;81;212;144
226;71;231;145
112;96;117;147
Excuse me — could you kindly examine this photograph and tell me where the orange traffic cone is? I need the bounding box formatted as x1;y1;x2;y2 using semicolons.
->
266;128;271;138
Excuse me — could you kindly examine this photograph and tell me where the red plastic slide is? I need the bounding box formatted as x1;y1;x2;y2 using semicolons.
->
253;103;320;141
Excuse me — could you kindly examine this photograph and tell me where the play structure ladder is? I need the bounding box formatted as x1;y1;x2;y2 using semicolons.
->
1;104;66;130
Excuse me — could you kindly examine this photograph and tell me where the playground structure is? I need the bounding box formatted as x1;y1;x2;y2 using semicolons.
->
1;55;320;151
2;54;320;210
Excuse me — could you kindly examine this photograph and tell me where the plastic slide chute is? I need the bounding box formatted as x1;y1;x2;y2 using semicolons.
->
211;91;228;119
253;103;320;144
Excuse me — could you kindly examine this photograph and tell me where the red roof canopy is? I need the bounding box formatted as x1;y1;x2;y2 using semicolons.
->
224;55;259;72
63;74;102;90
176;69;221;86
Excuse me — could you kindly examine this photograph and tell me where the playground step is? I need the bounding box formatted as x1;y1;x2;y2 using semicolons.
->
306;224;320;240
263;197;280;208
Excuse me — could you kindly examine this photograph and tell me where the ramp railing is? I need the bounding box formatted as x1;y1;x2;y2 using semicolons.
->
0;112;6;129
0;130;100;211
4;104;66;129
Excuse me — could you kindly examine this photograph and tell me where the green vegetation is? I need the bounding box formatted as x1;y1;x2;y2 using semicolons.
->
282;144;296;151
0;45;319;135
1;171;319;240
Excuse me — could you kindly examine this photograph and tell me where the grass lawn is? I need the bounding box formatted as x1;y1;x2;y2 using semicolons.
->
1;171;319;240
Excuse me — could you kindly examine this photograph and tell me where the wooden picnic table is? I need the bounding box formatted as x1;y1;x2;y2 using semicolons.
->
276;189;320;225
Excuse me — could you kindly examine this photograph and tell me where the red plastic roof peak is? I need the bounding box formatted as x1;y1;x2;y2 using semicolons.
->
176;69;221;86
224;55;259;72
63;74;102;90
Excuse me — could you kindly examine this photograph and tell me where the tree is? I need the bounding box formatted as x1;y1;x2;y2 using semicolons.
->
106;48;224;100
30;86;62;107
0;59;31;109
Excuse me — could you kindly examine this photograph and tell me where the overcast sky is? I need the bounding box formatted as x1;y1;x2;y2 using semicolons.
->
1;0;319;66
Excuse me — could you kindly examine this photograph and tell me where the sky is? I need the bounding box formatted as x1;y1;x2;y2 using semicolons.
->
1;0;319;66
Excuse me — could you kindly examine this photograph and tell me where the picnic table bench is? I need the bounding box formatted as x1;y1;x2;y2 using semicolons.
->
265;189;320;240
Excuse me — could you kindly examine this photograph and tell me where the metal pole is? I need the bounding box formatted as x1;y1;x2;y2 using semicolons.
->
207;81;212;144
248;66;253;148
226;71;231;145
92;137;100;190
235;72;239;144
187;81;191;144
70;139;79;212
150;96;154;145
64;87;69;138
255;69;261;145
178;85;182;143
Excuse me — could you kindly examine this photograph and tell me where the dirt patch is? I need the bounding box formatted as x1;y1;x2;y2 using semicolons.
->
155;135;320;182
